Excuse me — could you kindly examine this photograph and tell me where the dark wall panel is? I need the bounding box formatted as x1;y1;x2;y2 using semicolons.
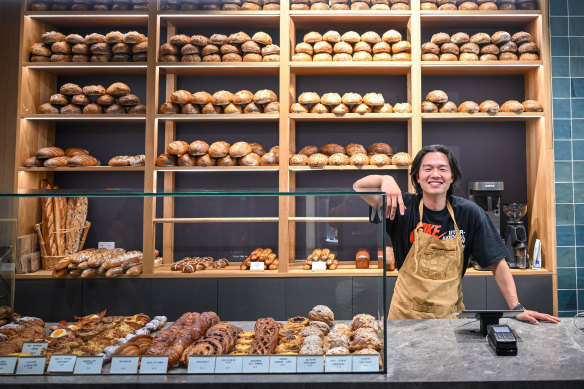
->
150;278;217;320
353;277;386;317
14;279;83;321
462;276;487;310
217;278;286;321
82;278;151;316
285;277;353;320
486;275;553;314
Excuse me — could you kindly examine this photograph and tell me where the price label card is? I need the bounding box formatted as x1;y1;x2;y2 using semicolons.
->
269;356;297;373
139;356;168;374
47;355;77;373
242;356;270;373
311;262;327;272
98;242;115;250
215;356;243;373
325;355;352;373
73;356;103;375
352;355;379;372
22;342;49;356
0;263;15;272
110;356;139;374
187;356;216;374
249;262;264;271
297;356;324;373
0;356;18;375
16;356;46;375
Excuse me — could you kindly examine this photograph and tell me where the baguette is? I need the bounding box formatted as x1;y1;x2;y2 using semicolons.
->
125;263;143;275
101;251;142;270
105;266;124;277
54;195;67;256
39;180;53;256
66;197;88;254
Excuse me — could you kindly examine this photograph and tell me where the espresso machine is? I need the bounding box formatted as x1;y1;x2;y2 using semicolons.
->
502;203;529;269
468;181;504;270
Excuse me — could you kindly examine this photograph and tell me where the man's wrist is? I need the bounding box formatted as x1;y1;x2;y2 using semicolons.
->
512;303;525;311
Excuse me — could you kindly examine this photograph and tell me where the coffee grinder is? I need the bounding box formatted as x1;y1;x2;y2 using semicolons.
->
468;181;504;270
502;203;529;269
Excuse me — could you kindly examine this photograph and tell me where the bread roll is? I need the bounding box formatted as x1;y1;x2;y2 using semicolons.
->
344;144;366;157
351;2;370;9
471;33;491;45
211;90;233;105
353;103;373;114
167;140;189;156
50;94;69;106
241;41;261;54
239;152;261;166
393;102;412;113
500;100;525;113
422;53;440;61
307;153;328;167
178;154;196;166
209;34;229;46
382;29;402;44
96;94;115;106
289;154;309;166
369;154;391;166
499;52;518;61
372;103;393;113
480;44;500;55
361;31;382;44
393;52;412;61
354;42;372;53
314;53;333;61
44;156;70;167
332;103;350;114
160;43;178;55
128;104;146;114
392;41;411;54
191;35;209;46
479;2;498;10
229;31;251;45
439;53;458;61
304;31;323;44
438;101;458;113
492;31;511;46
298;92;320;105
248;143;265;157
42;31;66;45
224;103;242;114
229;142;252;158
323;30;342;44
60;83;82;96
479;100;500;113
71;94;90;106
342;31;361;44
196;154;216;167
500;41;518;53
426;90;448;104
314;41;333;55
124;31;146;44
372;42;391;55
391;152;413;166
368;142;393;155
68;154;99;167
252;32;272;45
119;94;140;106
260;152;278;165
290;103;309;113
243;102;261;113
105;104;126;114
298;145;318;157
254;89;277;104
201;44;219;56
37;147;65;159
106;82;130;96
181;103;201;114
350;153;369;166
363;93;385;107
431;33;450;45
209;141;231;158
30;43;52;57
450;32;470;45
320;144;345;156
160;102;181;114
328;153;350;166
160;54;179;62
188;140;209;156
85;33;106;45
293;53;313;61
458;101;480;113
61;104;82;114
217;155;238;166
23;156;43;167
320;93;342;106
480;54;499;61
441;43;460;56
422;42;440;55
181;44;199;56
310;103;330;113
353;52;373;61
422;101;438;113
511;31;532;45
108;156;130;167
522;100;543;112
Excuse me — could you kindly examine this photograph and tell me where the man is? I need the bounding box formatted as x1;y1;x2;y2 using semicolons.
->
353;144;559;324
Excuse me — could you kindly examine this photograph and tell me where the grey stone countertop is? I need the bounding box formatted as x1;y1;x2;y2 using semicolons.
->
2;318;584;388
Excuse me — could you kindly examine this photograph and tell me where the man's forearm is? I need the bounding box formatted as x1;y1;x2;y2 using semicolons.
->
353;175;392;209
490;259;519;309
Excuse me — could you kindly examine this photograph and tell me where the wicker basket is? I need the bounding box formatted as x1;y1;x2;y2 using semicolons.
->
33;221;91;270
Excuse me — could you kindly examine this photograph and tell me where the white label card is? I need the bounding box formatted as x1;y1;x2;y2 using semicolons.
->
311;262;327;271
214;356;243;373
242;356;270;373
352;355;379;372
73;356;103;375
16;357;46;375
22;342;49;356
0;263;15;272
139;356;168;374
47;355;77;373
0;356;17;375
297;356;324;373
187;356;216;374
249;262;264;271
269;356;297;373
110;356;139;374
325;355;352;373
98;241;115;250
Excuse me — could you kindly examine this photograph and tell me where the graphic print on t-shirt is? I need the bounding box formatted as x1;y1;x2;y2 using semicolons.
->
410;223;466;247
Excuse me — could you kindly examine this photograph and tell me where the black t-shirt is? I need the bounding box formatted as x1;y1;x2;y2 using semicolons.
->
371;192;509;276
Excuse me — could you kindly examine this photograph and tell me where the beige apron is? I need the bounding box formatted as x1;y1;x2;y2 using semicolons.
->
388;200;465;319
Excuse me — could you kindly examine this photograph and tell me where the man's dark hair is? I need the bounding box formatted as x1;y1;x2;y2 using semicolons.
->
410;144;462;197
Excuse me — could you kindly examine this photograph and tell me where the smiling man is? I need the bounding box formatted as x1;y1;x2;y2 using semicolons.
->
353;144;559;324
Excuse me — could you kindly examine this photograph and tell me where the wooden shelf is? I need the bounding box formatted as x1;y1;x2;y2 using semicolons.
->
22;115;147;122
23;63;148;75
159;11;280;28
289;11;411;28
154;217;279;223
18;166;145;172
465;268;553;276
154;166;279;172
289;165;409;171
23;11;149;27
289;113;411;121
421;61;542;75
422;113;545;121
290;61;411;75
156;114;279;121
420;10;541;28
158;63;280;76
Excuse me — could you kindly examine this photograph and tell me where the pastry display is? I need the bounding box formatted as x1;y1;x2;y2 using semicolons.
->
421;0;537;10
293;29;411;61
302;248;339;270
170;257;229;273
422;30;539;61
30;31;147;63
240;248;279;270
160;89;278;115
181;322;242;361
423;91;543;115
160;32;279;63
293;92;409;115
290;0;410;10
37;82;144;115
0;312;46;356
161;0;280;10
29;1;152;11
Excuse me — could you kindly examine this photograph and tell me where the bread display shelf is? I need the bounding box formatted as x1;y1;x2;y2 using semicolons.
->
23;62;148;75
288;217;368;222
421;61;542;75
290;62;411;75
159;11;280;28
153;217;279;223
422;113;544;121
158;63;280;76
22;114;147;122
289;11;411;26
289;113;411;121
289;165;409;171
18;166;145;172
154;166;279;172
419;11;541;28
156;114;279;121
23;12;149;27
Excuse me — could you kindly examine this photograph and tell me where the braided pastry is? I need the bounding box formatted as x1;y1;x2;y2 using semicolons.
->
249;317;279;355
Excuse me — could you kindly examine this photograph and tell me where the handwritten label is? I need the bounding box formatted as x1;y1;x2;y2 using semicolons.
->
98;242;115;250
214;356;243;373
297;356;324;373
187;356;216;374
324;355;352;373
47;355;77;373
73;356;103;375
16;357;46;375
139;356;168;374
110;356;139;374
242;356;270;373
269;356;297;373
311;262;327;272
22;342;48;356
352;355;379;372
250;262;265;271
0;357;17;375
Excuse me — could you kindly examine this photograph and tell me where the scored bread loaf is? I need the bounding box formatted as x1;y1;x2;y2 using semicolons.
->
66;197;88;255
40;179;56;257
54;196;68;256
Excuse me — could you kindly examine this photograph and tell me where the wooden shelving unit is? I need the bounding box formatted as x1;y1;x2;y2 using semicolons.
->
14;0;555;312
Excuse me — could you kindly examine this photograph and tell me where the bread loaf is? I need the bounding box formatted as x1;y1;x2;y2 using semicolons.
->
500;100;525;113
355;249;370;269
156;153;176;167
44;156;69;167
167;140;190;156
54;196;67;256
36;147;65;159
307;153;328;167
458;101;480;113
522;100;543;112
68;154;99;167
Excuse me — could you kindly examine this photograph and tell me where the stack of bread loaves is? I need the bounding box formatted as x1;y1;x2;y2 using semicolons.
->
29;0;150;11
422;30;539;61
291;0;410;10
423;89;544;113
24;146;100;168
289;142;413;167
160;32;279;63
293;29;410;62
38;82;144;115
30;31;148;63
161;0;281;10
420;0;537;10
157;140;282;167
290;91;411;114
160;89;278;114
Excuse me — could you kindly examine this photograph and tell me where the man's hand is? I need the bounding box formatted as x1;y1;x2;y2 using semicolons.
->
515;310;561;325
381;176;405;220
